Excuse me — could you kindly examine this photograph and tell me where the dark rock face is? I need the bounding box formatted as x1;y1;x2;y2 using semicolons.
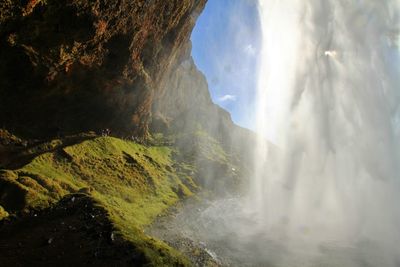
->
0;0;206;138
0;194;147;266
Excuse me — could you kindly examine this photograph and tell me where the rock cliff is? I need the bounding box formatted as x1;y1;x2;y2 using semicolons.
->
0;0;206;138
152;44;256;190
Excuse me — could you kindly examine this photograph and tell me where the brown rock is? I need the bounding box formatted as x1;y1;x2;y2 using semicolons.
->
0;0;206;139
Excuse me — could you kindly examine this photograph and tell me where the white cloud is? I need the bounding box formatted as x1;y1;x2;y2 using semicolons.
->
244;44;256;56
218;94;237;102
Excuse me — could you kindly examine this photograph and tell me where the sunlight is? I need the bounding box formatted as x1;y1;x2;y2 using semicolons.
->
256;0;302;145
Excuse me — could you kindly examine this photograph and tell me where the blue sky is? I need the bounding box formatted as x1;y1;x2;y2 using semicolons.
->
191;0;261;130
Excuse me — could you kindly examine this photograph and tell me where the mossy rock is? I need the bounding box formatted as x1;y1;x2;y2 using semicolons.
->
0;136;196;265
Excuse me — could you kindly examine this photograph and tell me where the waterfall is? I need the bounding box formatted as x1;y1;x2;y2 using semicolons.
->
156;1;400;266
253;0;400;265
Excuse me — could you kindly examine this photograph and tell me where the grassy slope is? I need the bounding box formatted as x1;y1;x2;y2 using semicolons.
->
0;136;199;265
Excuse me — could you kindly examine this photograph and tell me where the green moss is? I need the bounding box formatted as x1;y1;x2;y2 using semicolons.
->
0;205;8;220
0;136;195;265
193;130;228;163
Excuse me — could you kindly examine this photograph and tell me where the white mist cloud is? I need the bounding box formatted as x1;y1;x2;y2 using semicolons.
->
218;94;237;102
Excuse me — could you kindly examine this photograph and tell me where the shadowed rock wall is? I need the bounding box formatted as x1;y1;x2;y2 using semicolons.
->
0;0;206;138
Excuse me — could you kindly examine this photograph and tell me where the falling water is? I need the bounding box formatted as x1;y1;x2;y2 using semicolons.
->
150;1;400;266
253;0;400;265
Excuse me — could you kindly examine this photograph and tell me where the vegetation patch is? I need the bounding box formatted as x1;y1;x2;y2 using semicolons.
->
0;205;8;220
0;136;198;265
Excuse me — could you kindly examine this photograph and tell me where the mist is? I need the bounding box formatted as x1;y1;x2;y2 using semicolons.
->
252;0;400;265
150;0;400;266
